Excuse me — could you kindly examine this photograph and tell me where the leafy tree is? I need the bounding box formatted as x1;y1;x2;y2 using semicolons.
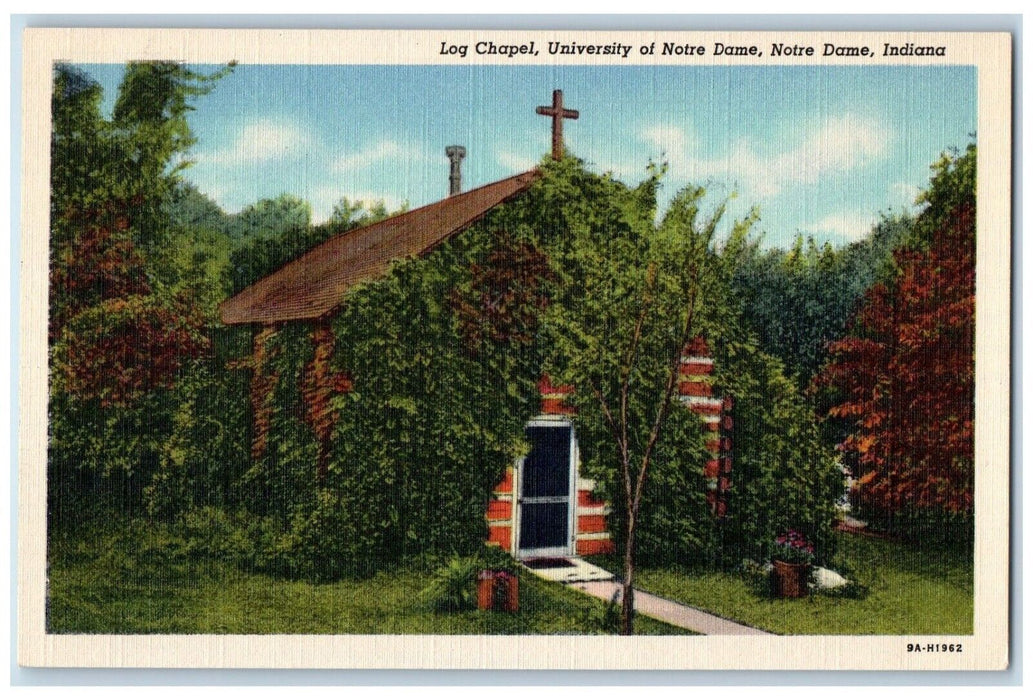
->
545;171;840;633
226;196;318;293
108;61;233;273
48;62;232;522
815;144;976;535
328;196;404;228
225;193;312;240
168;182;233;235
730;219;911;386
547;183;721;634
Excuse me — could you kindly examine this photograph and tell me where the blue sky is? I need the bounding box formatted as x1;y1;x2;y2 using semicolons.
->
83;63;976;249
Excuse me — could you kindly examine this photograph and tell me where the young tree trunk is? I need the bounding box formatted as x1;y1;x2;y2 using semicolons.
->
620;513;636;635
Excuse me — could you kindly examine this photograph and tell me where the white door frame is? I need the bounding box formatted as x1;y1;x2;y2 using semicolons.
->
514;415;578;560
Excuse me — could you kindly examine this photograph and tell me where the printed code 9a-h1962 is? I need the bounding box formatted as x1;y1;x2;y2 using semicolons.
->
907;643;963;653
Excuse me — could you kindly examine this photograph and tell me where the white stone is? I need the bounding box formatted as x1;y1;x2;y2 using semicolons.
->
842;514;868;529
812;566;850;589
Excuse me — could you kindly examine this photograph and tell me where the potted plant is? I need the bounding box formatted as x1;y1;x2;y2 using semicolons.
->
477;569;519;612
770;530;815;598
476;547;520;612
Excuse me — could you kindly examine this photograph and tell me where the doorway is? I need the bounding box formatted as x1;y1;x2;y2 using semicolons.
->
516;419;576;559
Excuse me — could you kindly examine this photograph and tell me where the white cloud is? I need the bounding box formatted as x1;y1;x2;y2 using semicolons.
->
803;211;877;243
496;150;538;172
727;115;890;197
201;119;313;166
333;140;402;172
644;114;891;200
332;140;436;172
890;180;921;205
639;124;692;158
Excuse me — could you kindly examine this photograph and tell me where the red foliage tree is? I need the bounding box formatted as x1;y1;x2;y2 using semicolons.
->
817;149;975;520
57;294;208;407
49;211;150;341
49;64;226;409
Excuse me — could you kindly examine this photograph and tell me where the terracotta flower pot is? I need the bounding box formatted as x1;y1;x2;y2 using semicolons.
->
477;570;519;611
772;560;810;598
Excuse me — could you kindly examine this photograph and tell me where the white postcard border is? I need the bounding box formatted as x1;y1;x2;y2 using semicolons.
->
17;27;1013;671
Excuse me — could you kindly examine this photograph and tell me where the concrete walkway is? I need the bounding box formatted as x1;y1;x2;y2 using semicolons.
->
570;579;774;636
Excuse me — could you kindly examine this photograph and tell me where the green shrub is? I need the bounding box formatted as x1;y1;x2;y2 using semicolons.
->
712;339;843;568
179;507;257;567
420;556;484;613
419;546;522;613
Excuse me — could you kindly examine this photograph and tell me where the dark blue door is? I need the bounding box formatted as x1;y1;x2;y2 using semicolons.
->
519;425;572;553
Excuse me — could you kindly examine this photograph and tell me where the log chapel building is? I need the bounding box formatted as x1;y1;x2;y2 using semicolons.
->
219;91;732;561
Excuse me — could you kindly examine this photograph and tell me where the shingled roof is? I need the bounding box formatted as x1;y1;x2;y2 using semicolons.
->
220;169;541;325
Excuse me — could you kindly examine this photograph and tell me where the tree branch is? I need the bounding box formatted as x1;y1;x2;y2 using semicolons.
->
631;261;703;517
587;376;633;502
617;265;656;470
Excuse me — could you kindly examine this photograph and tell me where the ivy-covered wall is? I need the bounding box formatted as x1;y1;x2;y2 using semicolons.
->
237;215;551;579
225;157;842;579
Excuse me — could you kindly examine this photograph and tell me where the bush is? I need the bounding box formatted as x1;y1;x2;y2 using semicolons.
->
420;556;485;613
179;507;257;567
283;487;395;581
419;546;522;613
851;499;974;550
713;339;843;568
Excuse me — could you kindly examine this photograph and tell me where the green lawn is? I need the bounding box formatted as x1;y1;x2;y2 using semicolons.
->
52;522;965;636
622;532;973;635
47;526;687;635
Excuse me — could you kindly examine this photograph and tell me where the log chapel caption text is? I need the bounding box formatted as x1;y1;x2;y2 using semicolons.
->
436;40;949;60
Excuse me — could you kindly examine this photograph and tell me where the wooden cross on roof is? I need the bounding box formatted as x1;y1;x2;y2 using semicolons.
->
536;89;579;160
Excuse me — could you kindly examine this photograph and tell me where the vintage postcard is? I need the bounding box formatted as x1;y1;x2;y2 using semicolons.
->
18;27;1012;670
